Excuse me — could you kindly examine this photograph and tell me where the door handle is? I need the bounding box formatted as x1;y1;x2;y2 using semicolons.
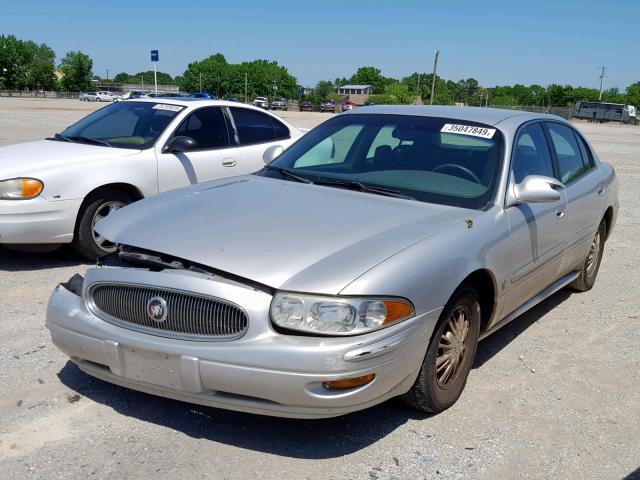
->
222;158;237;167
556;208;565;218
597;185;605;195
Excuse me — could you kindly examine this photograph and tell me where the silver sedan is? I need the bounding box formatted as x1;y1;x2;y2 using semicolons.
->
47;106;618;418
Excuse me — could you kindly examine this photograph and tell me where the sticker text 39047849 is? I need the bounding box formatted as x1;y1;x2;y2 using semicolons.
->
441;124;496;139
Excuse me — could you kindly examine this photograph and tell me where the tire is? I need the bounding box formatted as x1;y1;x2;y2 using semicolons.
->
73;189;134;260
569;220;606;292
402;286;481;413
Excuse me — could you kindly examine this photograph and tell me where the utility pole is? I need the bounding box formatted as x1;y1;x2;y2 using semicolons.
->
244;73;248;103
598;66;605;101
430;49;439;105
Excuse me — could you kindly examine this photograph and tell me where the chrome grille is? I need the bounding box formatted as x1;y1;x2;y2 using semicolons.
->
88;283;248;341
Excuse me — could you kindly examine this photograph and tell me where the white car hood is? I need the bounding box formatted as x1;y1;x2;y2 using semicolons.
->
0;140;141;179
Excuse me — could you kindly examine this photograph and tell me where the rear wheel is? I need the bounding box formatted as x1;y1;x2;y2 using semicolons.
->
569;220;606;292
73;190;134;260
402;286;481;413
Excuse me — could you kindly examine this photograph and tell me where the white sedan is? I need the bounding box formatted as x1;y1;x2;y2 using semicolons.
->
0;98;302;258
79;91;123;102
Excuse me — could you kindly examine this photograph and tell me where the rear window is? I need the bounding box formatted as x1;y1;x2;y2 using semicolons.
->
230;108;290;144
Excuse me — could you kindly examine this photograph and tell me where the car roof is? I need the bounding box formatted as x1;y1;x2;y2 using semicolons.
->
343;105;566;126
124;98;252;108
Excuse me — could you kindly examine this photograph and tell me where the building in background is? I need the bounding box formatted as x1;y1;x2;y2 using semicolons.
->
337;84;372;105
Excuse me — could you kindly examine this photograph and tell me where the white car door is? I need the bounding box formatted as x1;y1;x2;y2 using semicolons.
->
227;106;294;174
156;106;240;192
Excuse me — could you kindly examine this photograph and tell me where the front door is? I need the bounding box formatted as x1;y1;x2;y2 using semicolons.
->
504;122;568;310
156;106;239;192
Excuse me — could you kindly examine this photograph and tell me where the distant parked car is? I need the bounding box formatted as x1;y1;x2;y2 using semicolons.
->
80;91;122;102
224;97;240;102
270;97;288;111
0;99;303;259
342;101;356;111
189;92;213;99
298;101;313;112
320;99;336;112
122;91;146;100
253;97;269;109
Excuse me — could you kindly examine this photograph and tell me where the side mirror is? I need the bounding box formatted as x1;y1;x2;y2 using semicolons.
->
263;145;284;164
163;136;198;153
511;175;565;205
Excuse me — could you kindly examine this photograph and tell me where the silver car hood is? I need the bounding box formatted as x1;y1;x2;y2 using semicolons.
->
96;175;473;294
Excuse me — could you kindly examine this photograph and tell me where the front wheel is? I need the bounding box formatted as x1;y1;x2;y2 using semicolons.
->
402;286;481;413
73;190;134;260
569;220;606;292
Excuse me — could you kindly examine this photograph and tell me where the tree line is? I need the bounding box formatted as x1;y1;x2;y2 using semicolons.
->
2;34;639;108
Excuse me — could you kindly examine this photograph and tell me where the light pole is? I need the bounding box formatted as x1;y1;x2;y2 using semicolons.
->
430;49;439;105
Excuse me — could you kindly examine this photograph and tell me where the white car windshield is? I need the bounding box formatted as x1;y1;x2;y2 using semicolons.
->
262;114;505;209
56;101;184;149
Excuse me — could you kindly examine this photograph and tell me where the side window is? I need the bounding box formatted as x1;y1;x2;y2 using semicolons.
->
173;107;229;150
546;123;587;184
511;123;555;183
230;108;288;144
575;133;595;170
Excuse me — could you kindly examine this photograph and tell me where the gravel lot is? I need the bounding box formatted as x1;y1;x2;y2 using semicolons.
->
0;98;638;480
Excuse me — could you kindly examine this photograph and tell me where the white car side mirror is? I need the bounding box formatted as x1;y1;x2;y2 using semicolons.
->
263;145;284;164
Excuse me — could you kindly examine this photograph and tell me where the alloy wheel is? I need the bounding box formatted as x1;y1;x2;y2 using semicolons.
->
586;230;601;278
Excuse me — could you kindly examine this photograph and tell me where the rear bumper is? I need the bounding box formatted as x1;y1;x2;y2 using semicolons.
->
0;197;81;244
46;271;441;419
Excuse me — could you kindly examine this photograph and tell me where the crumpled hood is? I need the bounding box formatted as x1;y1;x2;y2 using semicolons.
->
0;140;140;178
96;175;473;294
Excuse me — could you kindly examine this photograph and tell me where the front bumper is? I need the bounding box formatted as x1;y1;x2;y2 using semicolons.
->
46;267;441;418
0;197;82;244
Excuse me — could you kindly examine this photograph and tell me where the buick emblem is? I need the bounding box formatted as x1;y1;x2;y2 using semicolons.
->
146;296;168;323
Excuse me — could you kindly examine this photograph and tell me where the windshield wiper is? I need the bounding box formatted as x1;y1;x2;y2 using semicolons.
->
47;133;72;142
66;135;112;147
314;179;414;200
263;164;312;184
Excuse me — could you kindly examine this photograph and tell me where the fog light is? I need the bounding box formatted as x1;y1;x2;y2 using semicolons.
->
322;373;375;390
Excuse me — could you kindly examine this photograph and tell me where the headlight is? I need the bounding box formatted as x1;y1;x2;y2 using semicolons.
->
271;292;414;336
0;178;44;199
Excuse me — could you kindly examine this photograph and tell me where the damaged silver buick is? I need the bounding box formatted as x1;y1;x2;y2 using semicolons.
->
47;106;618;418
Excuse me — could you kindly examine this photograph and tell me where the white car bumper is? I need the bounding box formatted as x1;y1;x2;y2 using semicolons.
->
0;197;82;244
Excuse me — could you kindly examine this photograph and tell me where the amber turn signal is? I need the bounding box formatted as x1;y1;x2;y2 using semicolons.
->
21;179;44;198
322;373;375;390
383;300;414;325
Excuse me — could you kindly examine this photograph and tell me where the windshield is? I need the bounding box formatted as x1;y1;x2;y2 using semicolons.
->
57;101;184;149
262;114;505;209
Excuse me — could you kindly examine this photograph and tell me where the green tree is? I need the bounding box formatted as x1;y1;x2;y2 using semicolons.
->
384;82;413;104
350;66;390;93
24;41;56;89
59;51;93;91
0;34;31;89
626;82;640;107
113;70;175;85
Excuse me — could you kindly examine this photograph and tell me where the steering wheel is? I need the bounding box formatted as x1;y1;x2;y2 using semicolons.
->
432;163;482;184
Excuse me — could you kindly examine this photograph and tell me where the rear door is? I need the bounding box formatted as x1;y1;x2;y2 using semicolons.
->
228;107;293;174
505;122;568;305
544;122;604;273
156;106;239;192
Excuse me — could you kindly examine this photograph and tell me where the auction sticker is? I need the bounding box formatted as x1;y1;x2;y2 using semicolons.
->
152;104;184;112
441;124;496;139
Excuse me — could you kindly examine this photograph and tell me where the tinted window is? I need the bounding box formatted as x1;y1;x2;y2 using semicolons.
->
173;107;229;150
265;114;505;210
546;123;587;184
230;108;289;144
512;123;555;183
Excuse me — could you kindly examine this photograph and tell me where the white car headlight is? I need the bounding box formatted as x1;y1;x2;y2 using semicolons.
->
271;292;414;335
0;178;44;200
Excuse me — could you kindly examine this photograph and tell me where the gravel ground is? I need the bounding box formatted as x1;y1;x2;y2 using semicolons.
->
0;98;638;480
